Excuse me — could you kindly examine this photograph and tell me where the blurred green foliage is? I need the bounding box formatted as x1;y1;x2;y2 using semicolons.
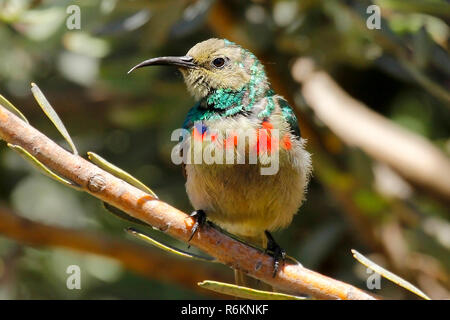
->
0;0;448;299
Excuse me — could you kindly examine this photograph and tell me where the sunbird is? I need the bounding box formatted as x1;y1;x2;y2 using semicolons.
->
129;38;312;286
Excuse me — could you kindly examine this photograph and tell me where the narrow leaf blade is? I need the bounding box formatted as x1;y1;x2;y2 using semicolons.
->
126;227;215;262
31;83;78;155
7;143;81;190
0;94;29;124
88;151;158;199
198;280;308;300
352;249;431;300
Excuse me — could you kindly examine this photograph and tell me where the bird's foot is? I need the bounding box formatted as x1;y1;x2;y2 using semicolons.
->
264;230;286;278
187;209;206;248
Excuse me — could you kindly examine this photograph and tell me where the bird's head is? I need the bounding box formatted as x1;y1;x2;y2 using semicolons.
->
129;38;269;100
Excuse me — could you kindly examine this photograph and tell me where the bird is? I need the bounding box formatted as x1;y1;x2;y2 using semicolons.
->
129;38;312;287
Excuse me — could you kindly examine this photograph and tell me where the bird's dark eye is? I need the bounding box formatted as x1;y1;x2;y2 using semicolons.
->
212;57;226;68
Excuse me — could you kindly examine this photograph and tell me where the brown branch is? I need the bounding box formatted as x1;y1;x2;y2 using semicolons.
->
292;59;450;200
0;206;228;296
0;104;376;300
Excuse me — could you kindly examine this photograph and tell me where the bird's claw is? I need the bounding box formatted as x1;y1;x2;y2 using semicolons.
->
265;230;286;278
187;209;206;248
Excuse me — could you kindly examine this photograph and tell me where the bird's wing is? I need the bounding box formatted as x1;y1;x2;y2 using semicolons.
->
180;102;203;180
277;97;301;140
182;101;202;130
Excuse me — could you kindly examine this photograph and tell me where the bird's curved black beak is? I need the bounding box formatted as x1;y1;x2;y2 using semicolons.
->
128;56;196;74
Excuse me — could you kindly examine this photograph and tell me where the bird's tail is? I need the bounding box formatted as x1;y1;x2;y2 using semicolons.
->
234;233;272;291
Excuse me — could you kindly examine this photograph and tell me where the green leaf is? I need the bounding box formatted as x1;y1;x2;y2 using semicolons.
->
31;83;79;155
352;249;431;300
87;151;158;199
0;94;29;124
126;227;215;263
7;143;81;191
198;280;308;300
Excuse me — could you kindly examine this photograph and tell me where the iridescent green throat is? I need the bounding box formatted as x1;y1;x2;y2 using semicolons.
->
202;47;274;119
183;43;278;128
